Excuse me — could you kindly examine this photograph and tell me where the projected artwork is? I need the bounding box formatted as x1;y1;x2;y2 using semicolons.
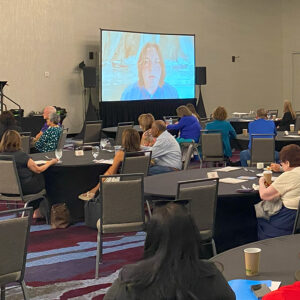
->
101;30;195;101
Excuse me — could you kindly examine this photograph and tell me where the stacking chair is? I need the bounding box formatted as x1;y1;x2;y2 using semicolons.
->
295;111;300;117
95;173;145;278
250;134;275;166
74;120;102;146
20;132;31;154
176;178;219;257
121;151;152;178
115;122;134;146
295;116;300;131
267;109;279;118
0;207;33;300
293;201;300;234
180;142;199;170
200;130;224;167
0;156;47;221
57;128;68;149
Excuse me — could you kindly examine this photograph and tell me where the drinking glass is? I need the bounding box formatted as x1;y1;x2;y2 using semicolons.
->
55;149;63;163
92;146;100;161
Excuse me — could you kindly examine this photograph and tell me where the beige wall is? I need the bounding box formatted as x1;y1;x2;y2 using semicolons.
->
0;0;283;133
282;0;300;111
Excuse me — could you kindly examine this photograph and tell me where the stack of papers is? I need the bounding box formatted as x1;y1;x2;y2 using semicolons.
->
214;167;241;172
34;160;47;165
94;159;114;165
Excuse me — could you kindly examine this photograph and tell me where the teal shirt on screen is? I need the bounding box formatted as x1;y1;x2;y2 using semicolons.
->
205;120;237;157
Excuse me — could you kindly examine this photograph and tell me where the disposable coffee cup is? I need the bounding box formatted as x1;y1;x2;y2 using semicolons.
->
272;115;276;120
242;129;248;136
263;170;272;186
256;162;264;169
298;130;300;135
290;124;295;132
244;248;261;276
114;145;122;155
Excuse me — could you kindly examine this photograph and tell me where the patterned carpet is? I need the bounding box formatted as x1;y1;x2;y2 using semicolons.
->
6;222;145;300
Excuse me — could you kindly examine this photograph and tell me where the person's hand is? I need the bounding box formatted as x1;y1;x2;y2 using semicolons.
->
270;163;281;172
259;177;266;186
50;158;59;165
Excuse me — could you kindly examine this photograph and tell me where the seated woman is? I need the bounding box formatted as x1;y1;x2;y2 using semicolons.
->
205;106;236;158
277;99;296;131
0;110;21;141
104;201;235;300
257;144;300;240
186;102;201;123
33;113;62;153
78;128;141;201
138;113;156;147
167;105;201;143
0;130;58;217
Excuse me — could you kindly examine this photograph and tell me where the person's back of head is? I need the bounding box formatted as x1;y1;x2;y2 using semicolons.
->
176;106;192;118
151;120;166;138
0;130;21;152
0;111;16;127
256;108;267;119
48;112;60;125
121;202;208;299
212;106;227;121
121;128;141;152
138;113;155;131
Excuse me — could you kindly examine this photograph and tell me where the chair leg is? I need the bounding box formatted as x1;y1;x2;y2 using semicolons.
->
95;228;102;279
212;238;217;256
1;285;5;300
146;200;152;218
20;280;29;300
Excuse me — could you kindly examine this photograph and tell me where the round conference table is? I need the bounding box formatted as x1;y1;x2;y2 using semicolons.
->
211;234;300;286
144;167;274;252
235;131;300;151
31;150;114;222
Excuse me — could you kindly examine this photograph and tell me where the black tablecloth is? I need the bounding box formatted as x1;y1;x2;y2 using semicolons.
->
31;150;114;222
211;234;300;285
144;167;268;252
235;131;300;151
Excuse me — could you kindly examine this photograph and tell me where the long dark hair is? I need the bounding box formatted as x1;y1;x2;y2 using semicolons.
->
121;202;209;299
0;111;17;126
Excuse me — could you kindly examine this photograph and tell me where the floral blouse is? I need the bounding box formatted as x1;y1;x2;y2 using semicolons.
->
35;126;62;152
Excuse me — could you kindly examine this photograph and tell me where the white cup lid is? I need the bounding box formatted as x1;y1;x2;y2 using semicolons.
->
244;247;261;254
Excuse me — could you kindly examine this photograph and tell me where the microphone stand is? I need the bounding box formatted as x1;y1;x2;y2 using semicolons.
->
0;81;21;114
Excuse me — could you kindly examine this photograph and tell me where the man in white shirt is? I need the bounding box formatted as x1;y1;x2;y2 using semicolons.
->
148;120;182;175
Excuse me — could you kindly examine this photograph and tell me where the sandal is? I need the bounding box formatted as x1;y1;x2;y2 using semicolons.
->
78;192;95;201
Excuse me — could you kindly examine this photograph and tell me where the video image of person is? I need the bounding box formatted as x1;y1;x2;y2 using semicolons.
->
121;43;178;100
101;31;195;101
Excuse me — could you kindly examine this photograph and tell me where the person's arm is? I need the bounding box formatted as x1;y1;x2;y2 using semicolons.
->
35;130;48;150
167;118;184;130
27;158;58;173
258;177;280;201
104;151;124;176
34;131;43;141
228;123;237;139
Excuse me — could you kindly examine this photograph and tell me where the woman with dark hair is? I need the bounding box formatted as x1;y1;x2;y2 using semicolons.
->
0;130;57;217
205;106;236;158
79;128;141;201
104;202;235;300
167;105;201;143
257;144;300;240
0;110;21;140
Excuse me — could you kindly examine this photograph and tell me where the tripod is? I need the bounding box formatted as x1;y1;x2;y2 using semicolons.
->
0;81;22;114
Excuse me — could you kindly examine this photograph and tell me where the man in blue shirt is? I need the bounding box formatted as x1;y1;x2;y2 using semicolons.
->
240;108;279;166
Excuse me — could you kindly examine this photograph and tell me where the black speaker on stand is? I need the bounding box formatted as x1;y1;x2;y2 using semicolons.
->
75;63;99;139
195;67;207;119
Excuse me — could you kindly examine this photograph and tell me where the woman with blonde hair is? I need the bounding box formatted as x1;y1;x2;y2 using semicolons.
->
205;106;236;158
79;128;141;201
138;113;156;146
277;100;296;131
167;105;201;143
